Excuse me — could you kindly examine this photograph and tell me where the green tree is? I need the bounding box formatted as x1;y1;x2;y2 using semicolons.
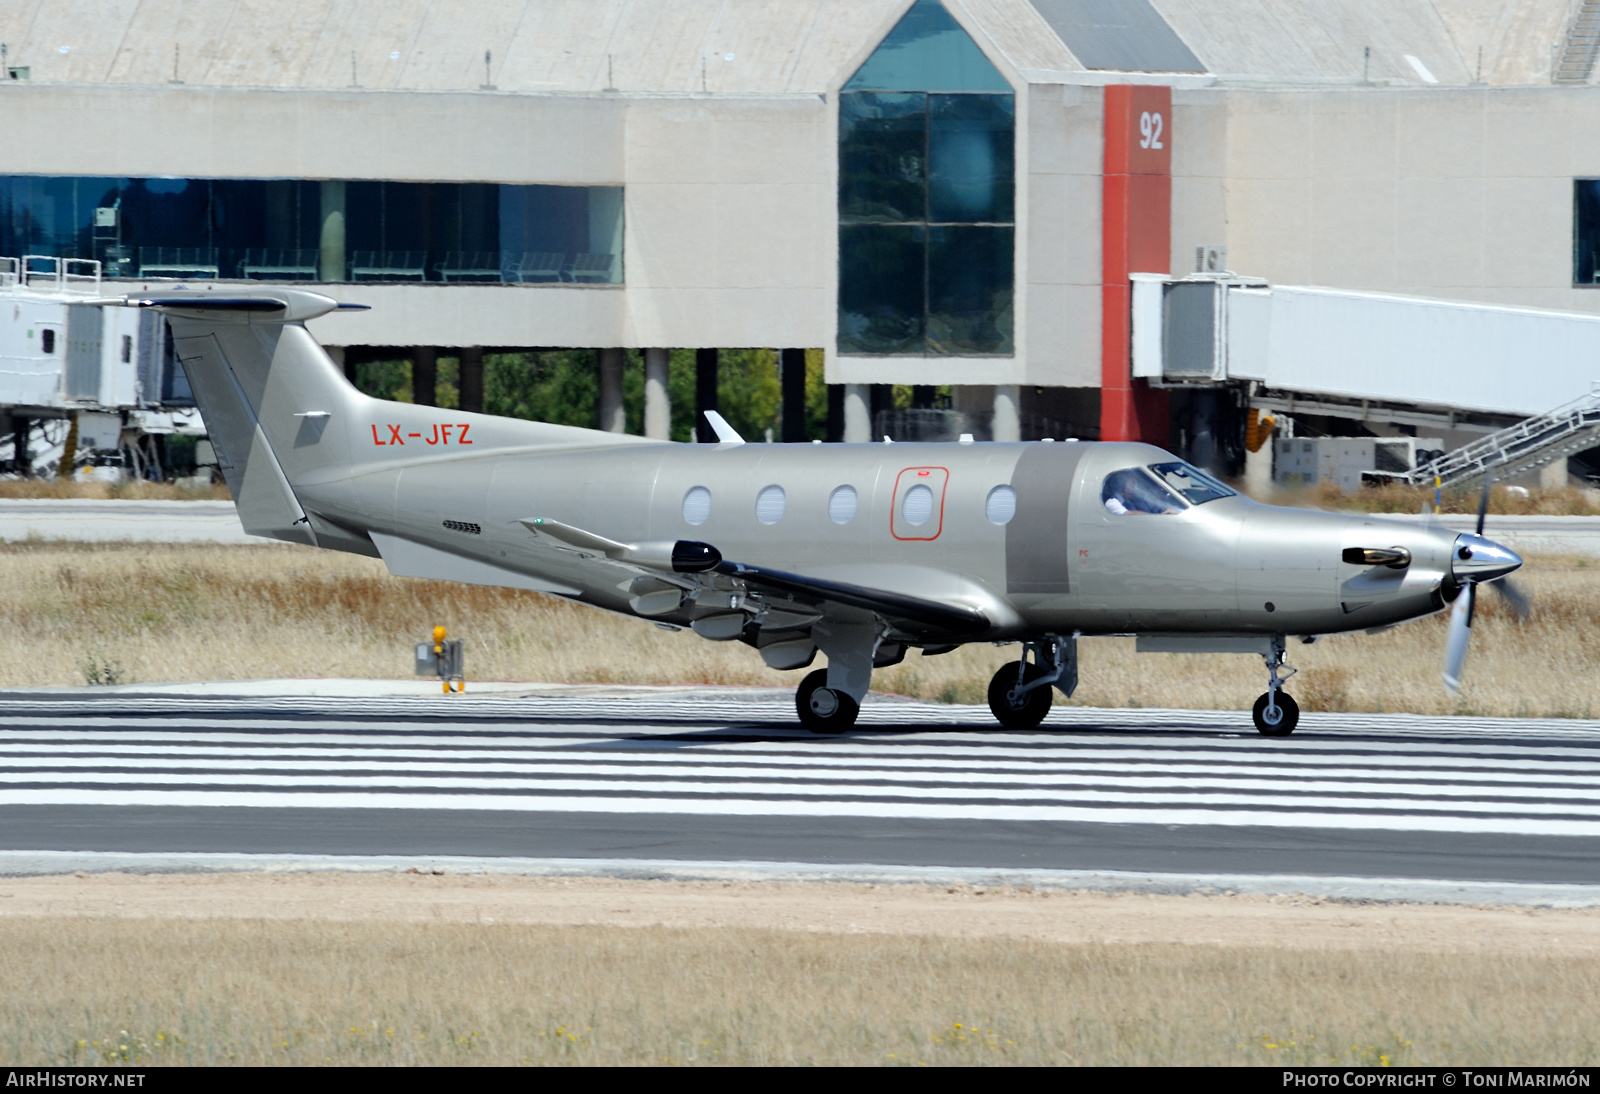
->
358;347;836;442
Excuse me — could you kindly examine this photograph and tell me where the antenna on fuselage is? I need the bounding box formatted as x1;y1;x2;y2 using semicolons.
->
701;410;744;445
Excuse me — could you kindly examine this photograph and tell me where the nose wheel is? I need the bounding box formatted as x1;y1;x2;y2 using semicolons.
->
1252;636;1299;737
796;668;859;734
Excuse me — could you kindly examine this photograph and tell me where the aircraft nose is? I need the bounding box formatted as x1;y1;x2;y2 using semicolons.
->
1450;532;1523;584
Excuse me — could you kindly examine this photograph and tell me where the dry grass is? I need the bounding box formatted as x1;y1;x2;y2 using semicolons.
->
1;916;1596;1066
0;479;230;502
0;541;1594;717
1270;480;1600;516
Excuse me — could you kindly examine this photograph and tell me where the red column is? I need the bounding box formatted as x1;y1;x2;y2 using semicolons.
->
1101;84;1171;445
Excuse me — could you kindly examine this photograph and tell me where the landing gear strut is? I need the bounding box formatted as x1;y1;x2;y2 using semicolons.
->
987;635;1077;730
797;668;860;734
1251;635;1299;737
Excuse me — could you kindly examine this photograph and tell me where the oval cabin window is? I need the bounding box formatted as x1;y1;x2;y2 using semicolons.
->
902;483;934;526
985;485;1017;525
682;486;712;525
755;484;786;525
828;485;858;524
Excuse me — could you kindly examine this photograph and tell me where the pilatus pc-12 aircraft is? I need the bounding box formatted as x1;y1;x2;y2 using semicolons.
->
106;289;1525;737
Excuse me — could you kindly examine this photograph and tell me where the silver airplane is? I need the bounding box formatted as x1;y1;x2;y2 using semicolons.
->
104;288;1524;737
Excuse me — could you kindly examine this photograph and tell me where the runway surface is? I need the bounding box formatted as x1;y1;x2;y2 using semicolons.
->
0;499;251;544
2;690;1598;893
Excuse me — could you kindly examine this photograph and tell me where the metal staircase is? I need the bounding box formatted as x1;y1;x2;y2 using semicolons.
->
1555;0;1600;84
1405;388;1600;487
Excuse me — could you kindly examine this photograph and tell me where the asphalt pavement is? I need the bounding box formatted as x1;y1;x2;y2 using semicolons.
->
2;687;1597;901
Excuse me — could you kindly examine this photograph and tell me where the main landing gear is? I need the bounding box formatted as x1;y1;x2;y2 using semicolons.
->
1252;635;1299;737
797;668;860;734
987;635;1078;730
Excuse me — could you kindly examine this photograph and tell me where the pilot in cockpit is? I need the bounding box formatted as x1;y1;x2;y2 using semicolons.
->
1101;468;1184;515
1101;461;1238;515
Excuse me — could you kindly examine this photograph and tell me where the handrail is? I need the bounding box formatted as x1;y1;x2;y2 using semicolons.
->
15;255;102;295
1404;386;1600;486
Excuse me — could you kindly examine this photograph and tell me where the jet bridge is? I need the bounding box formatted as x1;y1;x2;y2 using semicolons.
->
0;255;201;478
1132;273;1600;484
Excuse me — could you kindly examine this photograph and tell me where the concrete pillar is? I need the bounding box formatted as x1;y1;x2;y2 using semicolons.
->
459;346;484;414
599;348;626;433
644;348;670;440
781;348;807;442
1540;457;1569;490
412;347;437;407
695;348;719;442
1244;437;1273;499
952;384;995;440
319;181;346;282
993;384;1021;443
843;384;871;442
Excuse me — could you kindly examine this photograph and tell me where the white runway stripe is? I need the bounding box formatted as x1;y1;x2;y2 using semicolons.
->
4;694;1600;836
4;757;1600;803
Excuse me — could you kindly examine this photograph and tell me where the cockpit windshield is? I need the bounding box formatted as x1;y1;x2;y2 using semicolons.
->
1101;461;1237;516
1146;461;1236;506
1101;468;1184;515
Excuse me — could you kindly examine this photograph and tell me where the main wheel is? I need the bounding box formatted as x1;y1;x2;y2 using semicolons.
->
796;668;860;734
987;661;1053;730
1251;691;1300;737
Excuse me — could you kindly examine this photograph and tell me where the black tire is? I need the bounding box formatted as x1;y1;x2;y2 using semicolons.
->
987;661;1053;730
796;668;860;734
1251;691;1300;737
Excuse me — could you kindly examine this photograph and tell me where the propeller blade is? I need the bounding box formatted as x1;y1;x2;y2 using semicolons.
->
1476;472;1491;536
1491;575;1533;622
1442;585;1475;695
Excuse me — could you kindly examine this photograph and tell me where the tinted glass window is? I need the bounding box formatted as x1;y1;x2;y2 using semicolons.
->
1577;179;1600;285
838;225;925;355
837;0;1013;359
839;93;926;223
0;176;623;284
927;225;1013;354
843;0;1012;92
1147;461;1236;505
928;94;1013;223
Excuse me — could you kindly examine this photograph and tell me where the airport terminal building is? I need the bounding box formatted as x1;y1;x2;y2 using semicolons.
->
4;0;1600;459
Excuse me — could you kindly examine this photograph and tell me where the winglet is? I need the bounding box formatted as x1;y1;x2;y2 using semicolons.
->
702;410;744;445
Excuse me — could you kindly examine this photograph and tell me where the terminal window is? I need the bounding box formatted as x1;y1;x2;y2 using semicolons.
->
1576;180;1600;285
0;177;623;285
837;0;1015;357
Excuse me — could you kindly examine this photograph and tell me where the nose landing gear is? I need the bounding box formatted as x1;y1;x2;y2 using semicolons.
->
1252;635;1299;737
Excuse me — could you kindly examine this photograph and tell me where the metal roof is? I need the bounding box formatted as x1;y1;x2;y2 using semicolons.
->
1030;0;1203;73
0;0;1578;91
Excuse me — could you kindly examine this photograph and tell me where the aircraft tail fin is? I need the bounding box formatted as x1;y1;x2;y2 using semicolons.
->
122;291;366;547
120;289;656;550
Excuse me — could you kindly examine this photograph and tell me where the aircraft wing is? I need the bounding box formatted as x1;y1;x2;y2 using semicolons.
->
710;559;991;637
520;517;989;638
